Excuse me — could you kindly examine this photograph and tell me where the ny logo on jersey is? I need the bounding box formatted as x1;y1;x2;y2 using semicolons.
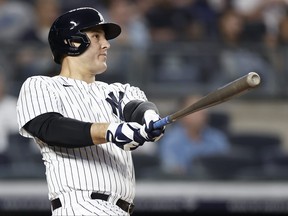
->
106;91;124;120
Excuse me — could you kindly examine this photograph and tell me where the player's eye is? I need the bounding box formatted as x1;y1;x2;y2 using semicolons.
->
92;34;100;40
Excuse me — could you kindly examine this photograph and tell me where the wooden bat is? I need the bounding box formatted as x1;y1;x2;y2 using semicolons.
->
153;72;261;129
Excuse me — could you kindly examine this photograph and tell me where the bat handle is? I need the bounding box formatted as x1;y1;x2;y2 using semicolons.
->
153;116;172;129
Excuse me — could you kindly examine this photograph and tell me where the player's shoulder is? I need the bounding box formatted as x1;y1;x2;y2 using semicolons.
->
23;75;53;84
21;76;57;90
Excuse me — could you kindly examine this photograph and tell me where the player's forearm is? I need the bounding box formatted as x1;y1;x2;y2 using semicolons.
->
90;123;109;144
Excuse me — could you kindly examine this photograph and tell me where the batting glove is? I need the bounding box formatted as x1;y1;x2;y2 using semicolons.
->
106;122;148;151
141;110;165;142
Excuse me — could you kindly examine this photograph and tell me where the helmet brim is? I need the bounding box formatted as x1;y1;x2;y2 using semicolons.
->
82;22;121;40
101;23;121;40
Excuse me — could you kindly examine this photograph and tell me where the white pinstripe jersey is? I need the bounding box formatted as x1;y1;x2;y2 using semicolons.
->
16;75;147;204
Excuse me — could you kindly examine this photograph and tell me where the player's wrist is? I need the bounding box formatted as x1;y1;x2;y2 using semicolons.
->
105;123;120;143
90;123;110;145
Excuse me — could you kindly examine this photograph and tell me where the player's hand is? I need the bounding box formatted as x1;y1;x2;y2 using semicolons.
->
141;110;165;142
106;122;149;151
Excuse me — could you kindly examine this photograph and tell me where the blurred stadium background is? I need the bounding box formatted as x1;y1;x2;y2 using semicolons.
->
1;0;288;215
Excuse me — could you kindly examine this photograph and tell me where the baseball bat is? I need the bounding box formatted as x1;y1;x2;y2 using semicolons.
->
153;72;261;129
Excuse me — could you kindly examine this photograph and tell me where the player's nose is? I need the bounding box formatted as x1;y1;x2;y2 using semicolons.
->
102;38;110;50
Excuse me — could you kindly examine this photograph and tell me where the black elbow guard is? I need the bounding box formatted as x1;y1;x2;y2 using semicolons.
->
123;100;159;124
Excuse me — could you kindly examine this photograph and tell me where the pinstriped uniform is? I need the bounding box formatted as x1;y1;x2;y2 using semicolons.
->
16;75;147;215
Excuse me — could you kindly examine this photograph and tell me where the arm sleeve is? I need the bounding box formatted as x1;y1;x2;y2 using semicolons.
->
23;112;94;148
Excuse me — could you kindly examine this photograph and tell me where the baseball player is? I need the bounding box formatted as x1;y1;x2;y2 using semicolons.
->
16;7;165;216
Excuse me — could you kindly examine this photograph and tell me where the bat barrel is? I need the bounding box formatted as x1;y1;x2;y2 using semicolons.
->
152;72;261;129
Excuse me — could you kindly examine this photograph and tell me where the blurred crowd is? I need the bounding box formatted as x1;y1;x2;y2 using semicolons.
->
0;0;287;95
0;0;288;180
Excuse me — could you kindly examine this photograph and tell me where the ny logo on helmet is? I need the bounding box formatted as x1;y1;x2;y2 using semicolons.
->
69;21;78;30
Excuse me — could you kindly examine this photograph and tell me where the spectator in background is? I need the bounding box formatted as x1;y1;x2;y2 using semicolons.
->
0;71;18;154
232;0;288;40
15;0;61;84
158;95;230;176
133;0;155;17
107;0;151;48
145;0;218;42
145;0;181;42
21;0;60;44
59;0;106;12
217;8;276;95
217;9;244;47
144;0;208;84
0;0;34;43
98;0;151;84
230;0;266;42
177;0;219;41
262;13;288;95
278;14;288;92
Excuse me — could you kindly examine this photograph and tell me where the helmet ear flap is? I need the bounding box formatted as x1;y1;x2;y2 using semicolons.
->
66;32;91;54
51;30;91;62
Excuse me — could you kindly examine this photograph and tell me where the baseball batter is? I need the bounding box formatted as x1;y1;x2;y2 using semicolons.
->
16;7;165;216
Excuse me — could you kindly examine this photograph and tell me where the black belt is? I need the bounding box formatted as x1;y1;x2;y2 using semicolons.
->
51;192;135;214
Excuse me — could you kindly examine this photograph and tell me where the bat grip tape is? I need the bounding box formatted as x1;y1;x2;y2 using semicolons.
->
153;116;171;129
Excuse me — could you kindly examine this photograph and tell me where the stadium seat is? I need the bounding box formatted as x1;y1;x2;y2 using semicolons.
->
229;132;282;160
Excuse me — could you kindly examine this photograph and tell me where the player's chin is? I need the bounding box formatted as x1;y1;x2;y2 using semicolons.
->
95;64;107;75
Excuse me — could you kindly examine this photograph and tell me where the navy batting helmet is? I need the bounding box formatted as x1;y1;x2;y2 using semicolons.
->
48;7;121;64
